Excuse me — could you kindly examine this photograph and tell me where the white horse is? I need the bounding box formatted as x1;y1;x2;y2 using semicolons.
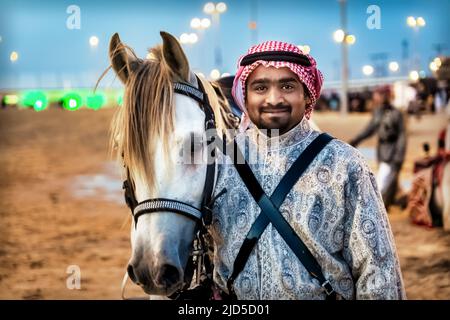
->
109;31;236;297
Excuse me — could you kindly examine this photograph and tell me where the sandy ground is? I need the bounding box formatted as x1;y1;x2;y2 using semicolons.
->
0;107;448;300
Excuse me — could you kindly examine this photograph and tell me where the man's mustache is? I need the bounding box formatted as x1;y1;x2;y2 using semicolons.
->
261;104;292;113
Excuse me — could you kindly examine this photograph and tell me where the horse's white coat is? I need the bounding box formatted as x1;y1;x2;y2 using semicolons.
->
129;90;208;296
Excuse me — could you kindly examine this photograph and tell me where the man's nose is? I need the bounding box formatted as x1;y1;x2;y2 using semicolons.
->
265;88;284;105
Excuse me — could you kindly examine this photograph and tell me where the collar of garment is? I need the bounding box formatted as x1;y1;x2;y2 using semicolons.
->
247;116;312;151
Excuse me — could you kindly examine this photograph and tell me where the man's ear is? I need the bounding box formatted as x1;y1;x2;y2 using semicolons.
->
109;33;139;84
160;31;190;82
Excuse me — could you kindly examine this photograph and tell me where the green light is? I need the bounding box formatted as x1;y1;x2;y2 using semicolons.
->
86;93;105;110
3;95;19;105
33;100;46;111
22;91;48;111
62;92;82;111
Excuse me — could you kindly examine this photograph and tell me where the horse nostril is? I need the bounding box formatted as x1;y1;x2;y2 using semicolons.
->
156;264;181;287
127;264;138;284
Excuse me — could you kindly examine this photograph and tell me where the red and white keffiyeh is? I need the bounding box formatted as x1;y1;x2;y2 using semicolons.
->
231;41;324;132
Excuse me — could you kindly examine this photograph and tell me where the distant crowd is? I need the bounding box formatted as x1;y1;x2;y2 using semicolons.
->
316;78;449;114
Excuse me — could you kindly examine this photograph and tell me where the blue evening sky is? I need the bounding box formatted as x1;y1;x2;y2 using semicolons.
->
0;0;449;89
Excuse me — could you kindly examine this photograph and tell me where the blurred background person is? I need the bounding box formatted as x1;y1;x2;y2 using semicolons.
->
349;85;407;209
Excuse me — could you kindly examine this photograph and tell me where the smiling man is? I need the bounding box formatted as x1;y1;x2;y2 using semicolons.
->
246;66;308;134
209;41;406;300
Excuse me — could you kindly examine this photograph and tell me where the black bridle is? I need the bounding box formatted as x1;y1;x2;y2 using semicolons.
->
122;75;220;299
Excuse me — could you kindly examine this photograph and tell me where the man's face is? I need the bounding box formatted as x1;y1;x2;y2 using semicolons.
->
246;66;310;134
373;92;383;105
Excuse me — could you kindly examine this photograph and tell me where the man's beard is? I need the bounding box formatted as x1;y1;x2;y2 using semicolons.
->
257;104;294;134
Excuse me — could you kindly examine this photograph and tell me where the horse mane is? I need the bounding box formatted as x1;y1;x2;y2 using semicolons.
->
109;45;238;194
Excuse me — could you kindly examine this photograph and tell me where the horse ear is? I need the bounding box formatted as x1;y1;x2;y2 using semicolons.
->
109;33;138;84
160;31;190;82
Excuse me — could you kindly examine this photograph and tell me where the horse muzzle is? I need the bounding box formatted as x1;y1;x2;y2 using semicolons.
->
127;260;184;295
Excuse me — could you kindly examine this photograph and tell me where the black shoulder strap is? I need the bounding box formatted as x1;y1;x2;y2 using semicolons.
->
227;133;336;299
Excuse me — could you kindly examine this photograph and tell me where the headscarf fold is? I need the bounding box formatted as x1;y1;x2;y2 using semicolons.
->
231;41;324;132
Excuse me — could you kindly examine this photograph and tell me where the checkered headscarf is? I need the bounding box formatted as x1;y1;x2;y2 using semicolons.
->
231;40;324;131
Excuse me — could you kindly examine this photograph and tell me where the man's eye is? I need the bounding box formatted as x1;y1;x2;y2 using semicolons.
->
282;84;294;90
254;86;266;92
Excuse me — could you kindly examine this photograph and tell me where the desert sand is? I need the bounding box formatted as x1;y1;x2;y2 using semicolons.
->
0;107;448;299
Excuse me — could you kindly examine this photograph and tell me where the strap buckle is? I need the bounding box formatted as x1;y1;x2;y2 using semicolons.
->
321;280;335;296
202;206;213;226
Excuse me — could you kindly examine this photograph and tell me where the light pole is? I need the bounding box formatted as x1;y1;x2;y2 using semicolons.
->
249;0;258;45
406;16;425;73
335;0;356;115
179;32;199;60
203;2;227;69
191;17;211;72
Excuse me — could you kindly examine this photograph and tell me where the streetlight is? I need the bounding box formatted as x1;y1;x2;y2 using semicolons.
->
429;61;438;72
333;29;345;43
180;33;198;45
191;17;211;30
333;0;356;116
362;65;374;76
407;16;426;28
203;2;227;68
333;29;356;45
89;36;99;47
345;34;356;45
407;16;426;73
190;17;211;73
416;17;426;27
297;45;311;54
210;68;221;80
409;70;419;81
433;57;442;68
204;2;227;14
10;51;19;63
389;61;400;72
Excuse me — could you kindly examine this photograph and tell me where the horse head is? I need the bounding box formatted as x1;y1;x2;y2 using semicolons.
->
109;31;236;296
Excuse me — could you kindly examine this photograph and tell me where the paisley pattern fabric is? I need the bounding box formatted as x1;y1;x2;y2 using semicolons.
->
210;118;406;300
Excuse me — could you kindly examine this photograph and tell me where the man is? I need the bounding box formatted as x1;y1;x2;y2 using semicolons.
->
209;41;406;299
349;86;407;209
